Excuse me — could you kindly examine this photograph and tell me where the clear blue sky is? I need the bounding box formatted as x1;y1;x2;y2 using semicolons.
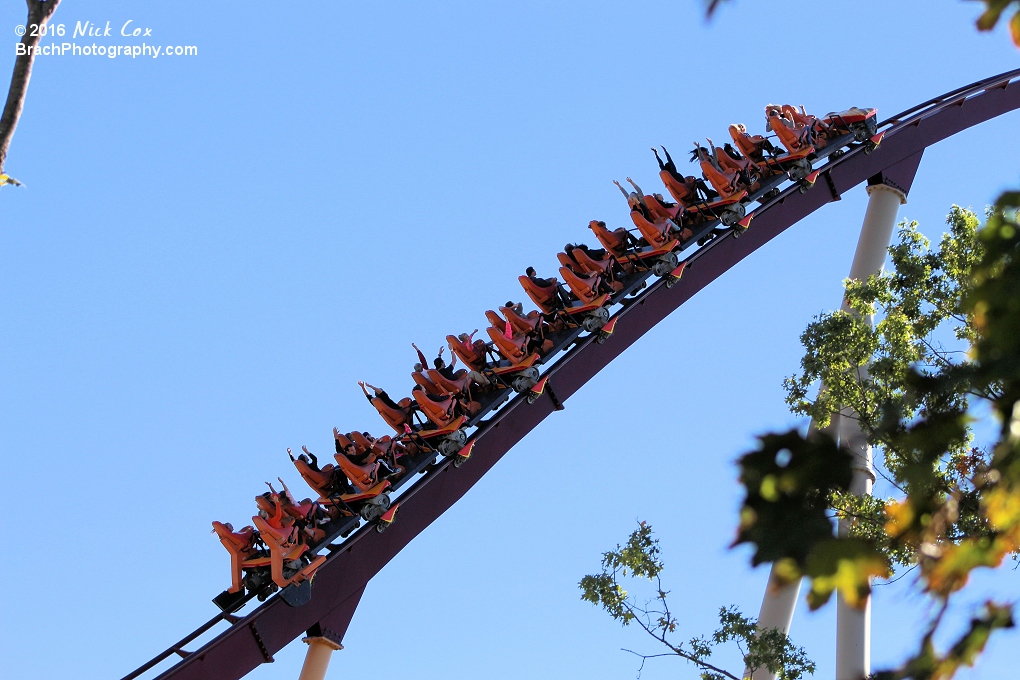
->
1;1;1018;678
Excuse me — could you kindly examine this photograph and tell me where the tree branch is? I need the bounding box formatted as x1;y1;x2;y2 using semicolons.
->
620;598;741;680
0;0;61;173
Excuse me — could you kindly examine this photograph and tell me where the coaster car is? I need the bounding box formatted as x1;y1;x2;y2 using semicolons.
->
250;513;326;590
427;367;474;396
338;432;411;481
711;139;764;187
446;333;488;372
368;393;417;434
559;266;617;302
653;146;720;210
486;325;538;366
755;106;818;185
348;430;403;463
587;220;636;260
560;244;628;279
291;439;397;525
728;123;781;165
692;142;751;199
499;304;544;335
665;144;748;228
410;413;468;456
587;220;682;277
256;481;327;542
444;331;537;392
289;447;355;499
518;272;612;333
332;446;398;493
765;105;816;152
518;271;567;315
822;106;879;142
627;207;690;251
485;309;552;354
412;386;478;427
212;521;271;596
659;171;707;209
454;324;546;393
412;368;443;395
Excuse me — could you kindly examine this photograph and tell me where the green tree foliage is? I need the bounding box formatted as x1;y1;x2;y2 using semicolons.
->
734;196;1020;678
733;430;890;609
974;0;1020;46
782;208;992;572
580;522;815;679
584;195;1020;679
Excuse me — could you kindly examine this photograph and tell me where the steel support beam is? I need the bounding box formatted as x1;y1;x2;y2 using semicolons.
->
835;152;919;680
748;150;922;680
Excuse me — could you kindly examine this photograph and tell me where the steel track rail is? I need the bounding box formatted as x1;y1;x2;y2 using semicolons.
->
123;68;1020;680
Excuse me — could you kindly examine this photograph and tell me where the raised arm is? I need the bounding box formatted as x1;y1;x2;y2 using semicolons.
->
626;177;645;199
412;343;428;368
277;477;295;504
613;179;630;200
301;444;319;468
652;147;665;170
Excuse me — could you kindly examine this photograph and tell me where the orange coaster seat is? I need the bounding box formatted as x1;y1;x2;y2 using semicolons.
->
349;431;392;460
428;368;472;395
729;124;775;163
572;249;608;275
715;144;759;178
629;210;674;248
781;104;830;142
252;514;300;549
371;396;415;434
694;147;744;200
251;515;311;589
499;305;543;334
659;172;701;208
485;309;507;331
333;450;385;492
212;521;261;594
412;370;443;395
486;325;532;365
558;251;581;274
254;493;295;532
291;457;336;497
285;499;318;527
447;334;487;372
766;106;814;154
589;220;633;258
412;389;458;428
213;522;256;552
334;430;354;451
558;266;604;305
644;194;681;221
519;275;561;314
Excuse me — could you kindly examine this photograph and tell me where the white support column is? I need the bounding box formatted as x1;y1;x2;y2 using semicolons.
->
748;568;802;680
840;184;906;316
297;636;343;680
747;421;837;680
835;182;905;680
748;182;906;680
835;408;875;680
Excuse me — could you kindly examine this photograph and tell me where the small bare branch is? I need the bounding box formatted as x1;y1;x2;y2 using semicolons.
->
0;0;62;173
